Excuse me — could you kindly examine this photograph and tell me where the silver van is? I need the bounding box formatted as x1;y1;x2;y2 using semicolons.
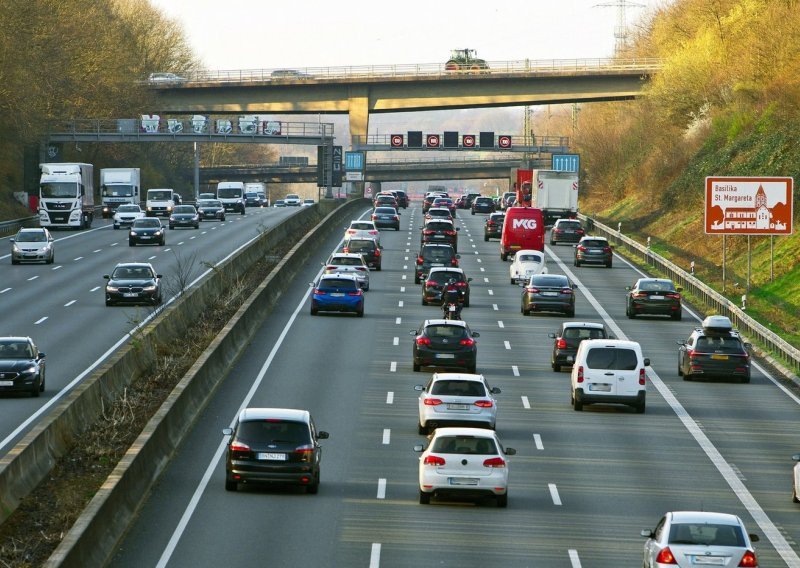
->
570;339;649;413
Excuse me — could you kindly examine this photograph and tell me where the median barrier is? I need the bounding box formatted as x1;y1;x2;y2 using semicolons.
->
43;198;368;567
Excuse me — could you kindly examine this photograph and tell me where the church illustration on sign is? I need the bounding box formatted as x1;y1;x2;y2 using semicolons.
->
710;185;789;231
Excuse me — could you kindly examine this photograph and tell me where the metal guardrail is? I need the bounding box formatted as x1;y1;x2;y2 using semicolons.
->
579;214;800;373
166;57;663;85
0;216;38;237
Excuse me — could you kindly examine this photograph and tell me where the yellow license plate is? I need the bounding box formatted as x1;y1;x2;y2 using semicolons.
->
711;354;729;360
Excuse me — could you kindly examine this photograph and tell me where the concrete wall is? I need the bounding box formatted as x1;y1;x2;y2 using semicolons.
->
41;198;367;567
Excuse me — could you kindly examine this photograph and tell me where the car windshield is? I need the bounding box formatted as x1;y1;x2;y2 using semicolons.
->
112;266;153;279
375;207;395;214
668;523;745;547
428;271;463;283
426;325;468;339
0;341;33;359
197;200;220;207
147;190;172;200
245;192;257;198
638;280;675;292
557;221;582;229
431;436;497;455
286;194;300;199
133;219;161;228
563;327;606;340
346;241;375;253
236;420;310;445
423;248;454;261
428;210;450;216
117;205;140;213
585;347;638;370
351;222;373;230
695;336;745;354
426;222;452;231
430;380;486;397
173;206;195;214
15;231;47;242
318;278;357;290
583;240;607;248
518;254;543;263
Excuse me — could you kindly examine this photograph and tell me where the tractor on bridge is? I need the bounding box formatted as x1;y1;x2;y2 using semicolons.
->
444;49;489;72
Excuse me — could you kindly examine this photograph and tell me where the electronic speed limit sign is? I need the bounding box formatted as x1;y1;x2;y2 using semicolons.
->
426;134;440;148
390;134;404;148
498;135;512;149
462;134;476;148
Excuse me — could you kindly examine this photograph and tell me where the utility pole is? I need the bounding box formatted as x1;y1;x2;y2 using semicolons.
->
594;0;645;53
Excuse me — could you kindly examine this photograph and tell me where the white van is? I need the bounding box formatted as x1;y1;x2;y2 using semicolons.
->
570;339;649;413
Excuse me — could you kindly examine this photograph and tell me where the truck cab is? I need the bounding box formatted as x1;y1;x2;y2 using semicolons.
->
145;188;176;217
216;182;246;214
38;163;94;229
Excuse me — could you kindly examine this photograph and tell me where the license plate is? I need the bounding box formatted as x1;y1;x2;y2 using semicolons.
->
691;557;725;566
435;353;455;359
650;295;664;300
566;355;574;362
711;354;729;360
541;291;558;297
448;305;457;312
140;235;152;239
449;477;479;486
590;250;602;254
257;452;287;461
123;293;139;298
589;383;612;392
330;292;345;297
431;263;444;267
0;381;13;386
447;403;469;410
433;235;444;239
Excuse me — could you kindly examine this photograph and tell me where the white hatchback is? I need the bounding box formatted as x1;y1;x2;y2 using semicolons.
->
112;204;146;229
509;249;548;284
571;339;649;413
343;220;381;246
415;427;515;507
414;373;500;434
324;253;370;291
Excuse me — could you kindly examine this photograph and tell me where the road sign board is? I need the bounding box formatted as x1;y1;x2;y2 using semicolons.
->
704;176;793;235
462;135;476;148
346;171;364;181
426;134;440;148
390;134;404;148
498;135;512;149
345;151;364;171
552;154;580;172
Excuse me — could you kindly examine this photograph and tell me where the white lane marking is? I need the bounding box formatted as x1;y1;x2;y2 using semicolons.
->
549;483;562;505
484;277;489;283
546;248;800;565
401;274;406;280
512;366;520;377
74;256;83;261
189;236;197;240
0;288;10;294
400;286;405;293
90;286;100;292
393;337;399;346
93;249;101;253
480;267;485;272
382;429;390;445
148;255;157;260
52;265;62;270
178;241;184;245
493;304;498;311
110;242;118;247
504;341;511;350
163;248;172;252
404;256;408;261
476;258;482;263
34;317;48;325
469;238;474;242
390;362;397;372
398;300;404;308
521;396;531;409
497;321;504;328
533;434;543;450
377;478;387;499
568;549;582;568
471;244;476;248
386;392;394;404
370;544;381;568
64;300;76;307
488;290;494;296
27;276;39;281
395;317;402;325
403;265;407;270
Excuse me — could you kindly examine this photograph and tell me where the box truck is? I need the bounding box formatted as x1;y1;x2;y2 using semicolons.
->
531;170;579;225
100;168;141;218
38;163;94;229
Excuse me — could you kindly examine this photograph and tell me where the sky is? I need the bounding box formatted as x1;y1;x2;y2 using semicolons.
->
148;0;658;71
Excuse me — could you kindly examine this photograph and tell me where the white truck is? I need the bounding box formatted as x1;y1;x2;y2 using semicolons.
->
531;169;579;225
216;181;246;214
38;163;94;229
145;188;177;217
100;168;141;218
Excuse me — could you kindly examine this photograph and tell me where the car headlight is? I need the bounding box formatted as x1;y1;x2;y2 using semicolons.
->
154;230;163;236
12;244;20;253
130;231;138;236
143;284;158;292
19;365;37;376
169;216;176;221
106;285;119;292
41;244;51;253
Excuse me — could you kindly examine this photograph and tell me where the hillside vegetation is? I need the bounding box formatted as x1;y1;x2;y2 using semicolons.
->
574;0;800;343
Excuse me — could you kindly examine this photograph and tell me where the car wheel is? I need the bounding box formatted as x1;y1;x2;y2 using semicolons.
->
169;225;174;230
194;224;199;229
11;257;19;265
566;308;575;317
129;240;135;247
521;304;530;316
418;422;428;435
496;493;508;508
221;216;226;221
677;363;683;377
113;225;119;230
575;259;581;267
606;262;612;268
672;311;682;321
464;295;470;308
626;304;635;319
572;391;583;411
47;254;54;264
413;362;420;372
310;306;318;315
500;252;507;261
421;297;427;306
307;479;320;494
225;479;238;492
552;362;561;372
471;210;475;215
635;399;646;414
684;372;693;381
375;263;381;271
510;277;515;285
160;237;165;245
550;240;555;245
419;490;431;505
357;306;364;318
31;380;40;398
414;274;420;284
484;235;489;242
793;488;800;503
40;372;45;392
741;373;751;384
105;299;113;307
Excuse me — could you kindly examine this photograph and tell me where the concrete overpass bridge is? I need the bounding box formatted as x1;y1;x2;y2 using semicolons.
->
151;57;661;143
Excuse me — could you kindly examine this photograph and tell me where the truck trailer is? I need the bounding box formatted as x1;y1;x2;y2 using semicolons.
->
531;170;579;225
100;168;141;218
38;163;94;229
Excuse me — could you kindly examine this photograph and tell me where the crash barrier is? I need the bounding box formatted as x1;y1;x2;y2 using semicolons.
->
580;214;800;374
0;215;38;237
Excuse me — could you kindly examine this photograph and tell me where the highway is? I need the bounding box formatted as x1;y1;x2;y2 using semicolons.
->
0;207;299;456
106;203;800;567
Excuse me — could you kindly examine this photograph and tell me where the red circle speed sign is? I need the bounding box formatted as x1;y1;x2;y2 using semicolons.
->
426;134;440;148
462;135;476;148
390;134;404;148
498;135;512;149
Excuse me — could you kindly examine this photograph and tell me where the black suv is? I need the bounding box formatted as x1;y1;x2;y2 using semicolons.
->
550;219;585;245
471;196;495;215
420;219;459;252
343;238;382;270
223;407;329;493
574;236;613;268
548;322;611;372
415;244;459;284
422;267;472;306
395;190;409;209
484;212;505;241
0;337;46;397
677;316;752;382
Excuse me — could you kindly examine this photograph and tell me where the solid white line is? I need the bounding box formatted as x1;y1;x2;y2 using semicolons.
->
549;483;562;505
395;317;401;325
370;543;381;568
52;265;62;271
90;286;100;292
492;304;498;311
382;429;390;445
390;362;397;372
386;392;394;404
504;341;511;350
497;321;504;328
521;396;530;409
568;549;582;568
28;276;39;281
512;365;520;376
0;288;10;294
398;300;404;308
64;300;76;307
533;434;543;450
34;317;47;325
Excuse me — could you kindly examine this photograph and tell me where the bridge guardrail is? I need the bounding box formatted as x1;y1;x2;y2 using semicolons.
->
579;214;800;373
0;216;38;237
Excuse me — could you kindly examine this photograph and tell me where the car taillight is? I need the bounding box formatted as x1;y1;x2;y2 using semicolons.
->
451;258;459;266
371;214;378;220
374;248;381;257
424;455;446;466
416;337;431;346
556;338;567;349
639;368;646;385
313;288;326;295
553;229;562;233
603;246;611;253
424;398;443;406
347;289;362;296
474;400;494;408
445;230;456;236
369;230;378;235
483;457;506;468
342;247;350;253
633;292;648;298
347;229;356;234
577;245;587;252
230;440;250;452
455;281;466;287
295;444;314;453
355;266;366;271
424;230;435;235
487;221;495;226
687;349;698;359
459;338;475;346
393;215;399;220
526;287;539;293
576;365;584;383
666;293;681;299
561;288;573;295
576;229;585;235
325;265;337;270
417;256;423;264
738;550;758;567
424;280;435;287
655;547;677;564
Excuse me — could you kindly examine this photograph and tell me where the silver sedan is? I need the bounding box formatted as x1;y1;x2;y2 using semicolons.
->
414;373;500;434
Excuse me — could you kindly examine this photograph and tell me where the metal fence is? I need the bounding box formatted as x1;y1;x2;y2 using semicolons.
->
580;214;800;373
0;216;38;237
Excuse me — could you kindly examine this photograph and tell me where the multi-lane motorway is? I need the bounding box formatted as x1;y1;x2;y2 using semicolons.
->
0;207;297;455
98;202;800;567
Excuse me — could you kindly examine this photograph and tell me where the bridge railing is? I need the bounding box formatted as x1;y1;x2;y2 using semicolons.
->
170;57;662;85
48;119;335;139
580;214;800;373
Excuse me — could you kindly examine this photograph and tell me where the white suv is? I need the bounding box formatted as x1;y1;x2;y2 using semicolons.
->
570;339;649;413
284;194;302;206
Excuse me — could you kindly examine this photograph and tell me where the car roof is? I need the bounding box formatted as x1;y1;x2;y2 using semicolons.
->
320;273;358;280
514;249;543;256
637;278;673;284
423;319;468;328
18;228;47;233
431;426;496;438
580;338;642;350
330;253;364;260
238;407;311;423
428;267;464;275
0;336;32;342
579;235;607;242
667;511;743;525
427;207;451;213
422;243;455;250
432;372;485;382
113;262;155;269
562;321;605;330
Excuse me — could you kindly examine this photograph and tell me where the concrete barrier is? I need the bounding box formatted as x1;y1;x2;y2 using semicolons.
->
43;198;368;567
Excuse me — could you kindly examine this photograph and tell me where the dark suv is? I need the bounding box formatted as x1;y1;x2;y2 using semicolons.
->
223;408;329;493
484;212;505;241
548;322;611;372
574;236;613;268
422;267;472;306
394;190;409;209
677;316;751;382
550;219;585;245
625;278;682;320
343;238;382;270
415;244;459;284
420;219;459;252
471;196;495;215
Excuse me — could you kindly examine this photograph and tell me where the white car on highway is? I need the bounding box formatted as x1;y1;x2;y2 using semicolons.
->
509;249;548;284
343;220;381;246
415;427;515;507
414;373;500;435
323;253;370;291
284;194;302;206
112;204;146;230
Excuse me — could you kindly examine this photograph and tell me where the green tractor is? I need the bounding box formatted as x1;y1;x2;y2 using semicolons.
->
444;48;489;72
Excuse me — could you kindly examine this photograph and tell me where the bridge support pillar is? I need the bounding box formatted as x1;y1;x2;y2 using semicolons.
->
349;87;370;198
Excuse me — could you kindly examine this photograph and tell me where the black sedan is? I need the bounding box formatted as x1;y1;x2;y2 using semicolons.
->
196;199;226;221
625;278;682;320
410;319;479;373
223;407;329;494
0;337;46;397
521;274;577;317
371;206;401;230
548;322;611;372
129;218;165;246
484;212;505;241
421;267;471;306
104;262;163;306
471;196;495;215
168;205;200;229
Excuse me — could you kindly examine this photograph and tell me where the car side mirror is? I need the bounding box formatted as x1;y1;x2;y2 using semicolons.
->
490;387;501;394
317;431;329;440
9;238;16;243
641;529;654;538
156;274;163;279
222;428;233;436
744;342;752;350
414;385;424;391
749;534;759;543
456;227;460;231
643;358;650;366
792;454;800;461
467;278;473;282
38;352;46;359
103;275;110;279
548;333;556;339
309;282;315;287
471;331;480;338
413;444;425;453
677;286;683;292
625;286;632;291
572;284;577;289
504;448;516;456
409;330;417;335
455;254;461;259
